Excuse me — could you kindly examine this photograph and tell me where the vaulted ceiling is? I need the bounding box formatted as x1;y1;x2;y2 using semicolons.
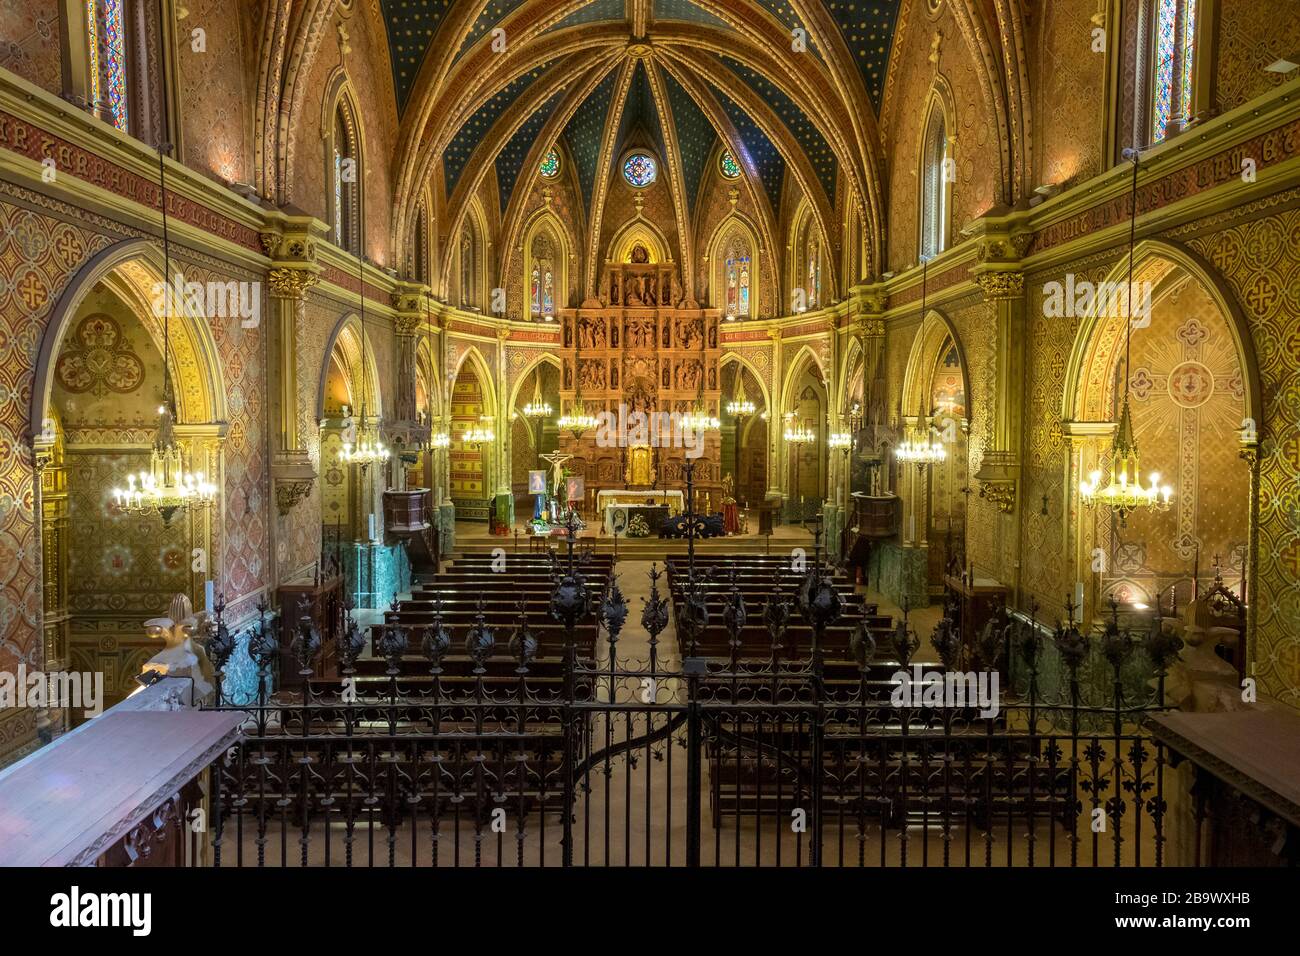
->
381;0;901;290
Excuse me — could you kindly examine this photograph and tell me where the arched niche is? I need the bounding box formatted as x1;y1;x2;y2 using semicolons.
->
707;214;761;319
1064;241;1261;617
720;355;769;507
447;345;498;520
780;345;827;511
520;209;570;319
317;314;386;539
608;218;670;266
507;356;562;496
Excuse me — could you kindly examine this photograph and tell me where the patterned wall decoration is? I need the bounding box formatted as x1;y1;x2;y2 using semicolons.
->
1033;0;1106;190
293;7;399;267
564;69;619;212
1188;200;1300;707
0;0;61;91
1213;0;1300;116
717;54;837;205
443;67;548;197
0;193;114;756
177;0;250;183
495;90;565;213
879;0;998;273
379;0;455;113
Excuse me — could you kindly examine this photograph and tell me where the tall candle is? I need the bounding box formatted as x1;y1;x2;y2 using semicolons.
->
368;513;377;541
205;580;214;610
1074;581;1084;622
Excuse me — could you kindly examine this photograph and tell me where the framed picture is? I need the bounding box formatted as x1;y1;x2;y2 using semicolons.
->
566;475;585;503
528;470;547;494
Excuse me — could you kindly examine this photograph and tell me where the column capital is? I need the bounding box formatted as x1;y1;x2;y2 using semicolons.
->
973;269;1025;301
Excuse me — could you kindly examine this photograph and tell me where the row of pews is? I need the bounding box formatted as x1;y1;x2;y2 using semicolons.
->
662;554;1072;829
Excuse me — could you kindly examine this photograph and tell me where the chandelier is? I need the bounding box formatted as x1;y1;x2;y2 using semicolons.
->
558;398;598;437
341;417;391;466
1079;149;1173;525
113;397;216;525
726;398;756;417
828;431;853;451
523;377;552;419
682;405;721;431
784;417;816;445
432;430;451;449
463;424;496;446
896;430;947;465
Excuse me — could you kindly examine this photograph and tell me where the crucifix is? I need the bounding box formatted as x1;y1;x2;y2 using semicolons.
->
540;450;573;517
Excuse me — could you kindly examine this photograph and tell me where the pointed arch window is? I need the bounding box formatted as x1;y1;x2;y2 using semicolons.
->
723;234;752;319
332;104;360;254
1142;0;1198;145
920;102;948;260
87;0;129;131
530;233;556;318
413;205;429;285
805;235;821;309
459;225;476;309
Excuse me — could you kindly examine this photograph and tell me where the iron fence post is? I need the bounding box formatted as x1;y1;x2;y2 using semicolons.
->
685;670;702;868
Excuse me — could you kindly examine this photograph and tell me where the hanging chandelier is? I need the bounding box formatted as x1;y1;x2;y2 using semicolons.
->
523;377;552;419
432;430;451;449
558;398;598;437
828;431;853;451
682;405;721;431
113;397;216;525
784;417;816;445
895;427;947;465
340;167;388;469
727;398;756;417
341;419;391;466
1079;149;1173;525
462;422;496;446
110;31;213;527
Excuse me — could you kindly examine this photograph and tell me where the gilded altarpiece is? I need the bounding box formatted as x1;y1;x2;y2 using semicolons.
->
557;261;722;506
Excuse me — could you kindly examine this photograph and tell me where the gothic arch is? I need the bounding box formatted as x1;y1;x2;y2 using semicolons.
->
608;218;671;266
706;214;761;318
719;352;772;414
507;353;563;413
32;238;227;432
520;209;573;318
1062;239;1262;433
316;313;385;422
902;309;971;428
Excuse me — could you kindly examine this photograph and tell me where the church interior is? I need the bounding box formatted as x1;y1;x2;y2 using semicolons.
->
0;0;1298;875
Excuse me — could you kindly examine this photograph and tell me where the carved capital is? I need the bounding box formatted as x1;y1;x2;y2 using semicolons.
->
974;270;1025;301
393;312;421;337
274;479;314;517
978;480;1017;514
268;267;319;301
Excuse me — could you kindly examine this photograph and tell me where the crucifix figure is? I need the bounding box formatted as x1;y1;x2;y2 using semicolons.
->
540;450;573;517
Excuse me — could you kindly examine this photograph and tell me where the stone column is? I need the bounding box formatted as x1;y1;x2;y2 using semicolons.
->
263;225;322;522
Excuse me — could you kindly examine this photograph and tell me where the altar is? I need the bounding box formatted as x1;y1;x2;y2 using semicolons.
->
597;489;684;533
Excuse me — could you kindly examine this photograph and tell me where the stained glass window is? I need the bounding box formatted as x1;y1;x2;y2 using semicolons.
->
719;150;741;180
88;0;129;132
806;238;820;309
539;148;560;179
1150;0;1196;144
622;153;657;187
920;101;948;259
332;109;357;252
724;235;751;318
530;233;556;317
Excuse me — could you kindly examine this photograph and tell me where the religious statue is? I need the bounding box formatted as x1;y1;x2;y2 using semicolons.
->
630;243;650;264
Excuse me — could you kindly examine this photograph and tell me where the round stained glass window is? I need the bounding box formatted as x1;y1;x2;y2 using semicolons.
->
539;148;560;179
719;150;741;180
622;152;657;188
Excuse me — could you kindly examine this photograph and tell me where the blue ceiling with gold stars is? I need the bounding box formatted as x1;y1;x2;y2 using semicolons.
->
563;70;619;211
386;2;902;213
661;69;716;214
495;90;565;213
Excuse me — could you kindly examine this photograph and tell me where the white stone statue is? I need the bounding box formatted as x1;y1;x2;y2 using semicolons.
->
142;593;216;703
